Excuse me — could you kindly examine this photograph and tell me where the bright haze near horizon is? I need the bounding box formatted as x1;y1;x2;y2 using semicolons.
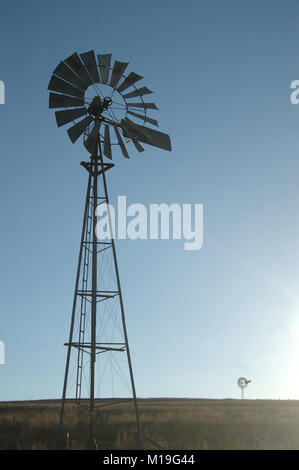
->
1;0;299;401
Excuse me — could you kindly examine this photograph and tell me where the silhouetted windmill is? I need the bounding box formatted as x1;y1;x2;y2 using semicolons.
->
48;50;171;446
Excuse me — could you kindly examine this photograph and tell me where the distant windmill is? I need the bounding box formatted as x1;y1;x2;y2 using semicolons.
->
237;377;251;399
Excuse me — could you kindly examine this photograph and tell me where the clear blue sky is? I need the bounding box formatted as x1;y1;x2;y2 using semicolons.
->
1;0;299;400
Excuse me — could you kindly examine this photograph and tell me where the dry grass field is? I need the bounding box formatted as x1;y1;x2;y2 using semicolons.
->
1;398;299;450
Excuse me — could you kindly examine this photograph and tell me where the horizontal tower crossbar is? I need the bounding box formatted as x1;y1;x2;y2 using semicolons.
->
64;342;126;352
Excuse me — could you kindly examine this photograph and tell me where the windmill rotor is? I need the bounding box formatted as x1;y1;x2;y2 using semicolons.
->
48;50;172;159
237;377;251;389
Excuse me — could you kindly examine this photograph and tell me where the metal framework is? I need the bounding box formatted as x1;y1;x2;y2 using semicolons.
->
59;144;141;446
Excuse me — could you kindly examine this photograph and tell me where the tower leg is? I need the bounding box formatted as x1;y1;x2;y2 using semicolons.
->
90;157;98;442
100;157;142;448
59;172;92;428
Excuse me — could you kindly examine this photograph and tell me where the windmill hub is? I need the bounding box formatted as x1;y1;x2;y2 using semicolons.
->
103;97;112;108
87;96;112;118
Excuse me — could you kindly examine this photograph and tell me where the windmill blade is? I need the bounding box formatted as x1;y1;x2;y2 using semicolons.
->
123;87;153;99
131;138;145;153
48;75;84;99
119;124;145;153
117;72;143;93
64;52;93;87
103;124;112;159
113;125;129;158
110;61;129;88
55;107;87;127
97;54;112;83
67;116;93;143
80;50;100;84
49;92;84;108
127;110;158;127
121;118;171;151
53;61;88;91
127;102;158;110
84;120;100;154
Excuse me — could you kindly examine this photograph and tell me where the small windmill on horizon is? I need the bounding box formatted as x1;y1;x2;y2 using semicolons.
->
237;377;252;399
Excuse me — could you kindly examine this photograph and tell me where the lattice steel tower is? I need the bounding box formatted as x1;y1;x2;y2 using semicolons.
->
47;50;171;445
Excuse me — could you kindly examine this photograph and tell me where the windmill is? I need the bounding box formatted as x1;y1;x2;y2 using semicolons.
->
237;377;251;399
48;50;171;447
